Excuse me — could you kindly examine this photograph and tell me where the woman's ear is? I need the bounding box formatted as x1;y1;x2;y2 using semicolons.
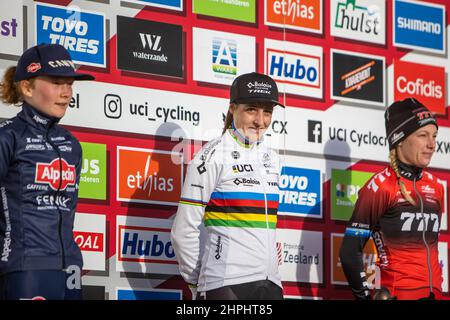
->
19;80;33;98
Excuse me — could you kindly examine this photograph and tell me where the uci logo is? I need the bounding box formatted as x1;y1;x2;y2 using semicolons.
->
232;164;254;173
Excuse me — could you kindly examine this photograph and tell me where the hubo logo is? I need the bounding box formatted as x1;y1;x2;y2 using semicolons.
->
264;0;322;34
278;167;322;218
140;33;162;52
308;120;322;143
394;60;446;114
79;142;106;200
331;0;385;45
331;168;373;221
117;146;183;206
116;216;179;274
331;49;385;106
35;158;76;191
394;0;445;54
117;15;183;78
265;38;322;99
212;38;237;75
36;3;105;67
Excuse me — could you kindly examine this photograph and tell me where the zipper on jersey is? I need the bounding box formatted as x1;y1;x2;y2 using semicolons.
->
413;177;433;297
46;127;66;270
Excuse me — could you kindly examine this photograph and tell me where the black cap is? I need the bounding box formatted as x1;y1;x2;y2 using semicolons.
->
385;98;438;150
230;72;285;108
14;43;95;81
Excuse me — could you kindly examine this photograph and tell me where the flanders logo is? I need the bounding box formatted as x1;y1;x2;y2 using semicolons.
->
35;158;76;191
116;146;183;206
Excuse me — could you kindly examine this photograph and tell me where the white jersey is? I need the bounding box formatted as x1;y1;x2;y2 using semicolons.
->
171;129;282;292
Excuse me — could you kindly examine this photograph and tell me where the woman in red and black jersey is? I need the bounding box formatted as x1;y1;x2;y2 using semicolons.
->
339;98;444;300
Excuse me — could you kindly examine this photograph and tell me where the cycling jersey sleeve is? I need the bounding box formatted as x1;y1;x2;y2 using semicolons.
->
339;174;392;299
171;141;220;286
0;125;14;181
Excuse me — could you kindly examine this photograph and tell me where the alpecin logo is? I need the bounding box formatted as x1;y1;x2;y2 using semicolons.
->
35;158;76;191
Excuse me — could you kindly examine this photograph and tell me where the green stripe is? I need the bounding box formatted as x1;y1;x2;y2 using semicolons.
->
204;219;276;229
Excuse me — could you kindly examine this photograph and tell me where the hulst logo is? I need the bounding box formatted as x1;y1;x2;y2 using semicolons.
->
212;37;237;75
35;158;76;191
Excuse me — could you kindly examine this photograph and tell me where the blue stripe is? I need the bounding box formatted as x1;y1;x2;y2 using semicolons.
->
344;228;371;238
210;192;279;202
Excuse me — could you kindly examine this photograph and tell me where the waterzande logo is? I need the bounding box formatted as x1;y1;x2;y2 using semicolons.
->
212;38;237;75
265;38;322;99
331;0;385;45
36;3;105;67
117;16;182;78
331;49;385;106
393;0;445;54
394;60;445;114
308;120;322;143
0;2;23;56
35;158;76;191
279;167;321;218
265;0;322;34
117;146;182;206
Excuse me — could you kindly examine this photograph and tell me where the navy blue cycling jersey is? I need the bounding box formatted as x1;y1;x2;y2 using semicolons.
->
0;102;83;275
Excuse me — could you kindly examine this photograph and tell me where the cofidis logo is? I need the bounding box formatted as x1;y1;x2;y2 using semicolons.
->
265;0;322;34
394;60;446;115
393;0;445;54
265;38;322;99
35;3;106;67
116;146;183;206
123;0;183;11
116;215;178;274
278;167;322;218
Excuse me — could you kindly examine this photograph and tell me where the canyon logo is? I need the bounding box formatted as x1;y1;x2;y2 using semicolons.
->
265;0;322;34
394;60;445;114
116;146;183;206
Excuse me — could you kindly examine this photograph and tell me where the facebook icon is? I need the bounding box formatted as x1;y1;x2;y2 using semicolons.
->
308;120;322;143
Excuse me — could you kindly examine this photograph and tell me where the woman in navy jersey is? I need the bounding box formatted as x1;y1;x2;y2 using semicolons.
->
339;98;444;300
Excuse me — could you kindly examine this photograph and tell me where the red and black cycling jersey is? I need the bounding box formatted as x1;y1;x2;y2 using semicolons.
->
339;161;444;300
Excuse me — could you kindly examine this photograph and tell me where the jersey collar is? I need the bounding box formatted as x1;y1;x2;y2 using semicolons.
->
18;102;60;131
397;160;423;181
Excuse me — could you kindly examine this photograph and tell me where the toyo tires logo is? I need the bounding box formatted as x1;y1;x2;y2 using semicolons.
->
35;158;76;190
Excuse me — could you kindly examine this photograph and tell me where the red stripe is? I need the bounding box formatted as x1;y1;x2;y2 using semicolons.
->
208;198;279;208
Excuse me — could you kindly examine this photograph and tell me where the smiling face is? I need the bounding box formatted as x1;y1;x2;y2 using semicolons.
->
20;76;74;119
396;124;438;168
230;102;275;143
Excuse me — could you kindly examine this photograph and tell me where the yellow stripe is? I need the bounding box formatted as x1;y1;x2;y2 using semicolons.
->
179;201;205;207
205;211;277;223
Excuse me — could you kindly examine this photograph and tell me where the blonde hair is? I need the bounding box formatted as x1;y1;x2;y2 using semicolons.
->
389;149;416;206
0;66;34;106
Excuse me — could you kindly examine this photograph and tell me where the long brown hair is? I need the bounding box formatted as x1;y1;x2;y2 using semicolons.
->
222;103;236;134
389;148;416;206
0;66;33;106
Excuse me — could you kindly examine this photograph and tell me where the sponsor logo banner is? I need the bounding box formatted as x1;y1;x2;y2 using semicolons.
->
265;38;323;99
116;287;182;300
278;167;322;218
117;16;183;78
331;49;385;106
35;158;76;191
117;146;183;206
277;229;323;283
79;142;106;200
0;1;23;56
192;28;255;86
438;242;448;293
394;60;446;115
116;215;178;274
331;233;378;286
331;168;373;221
331;0;385;45
265;0;322;34
193;0;256;23
393;0;445;54
122;0;182;11
74;212;106;271
35;3;105;67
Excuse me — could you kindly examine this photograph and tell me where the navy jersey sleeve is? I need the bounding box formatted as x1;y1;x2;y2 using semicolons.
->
0;122;15;181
